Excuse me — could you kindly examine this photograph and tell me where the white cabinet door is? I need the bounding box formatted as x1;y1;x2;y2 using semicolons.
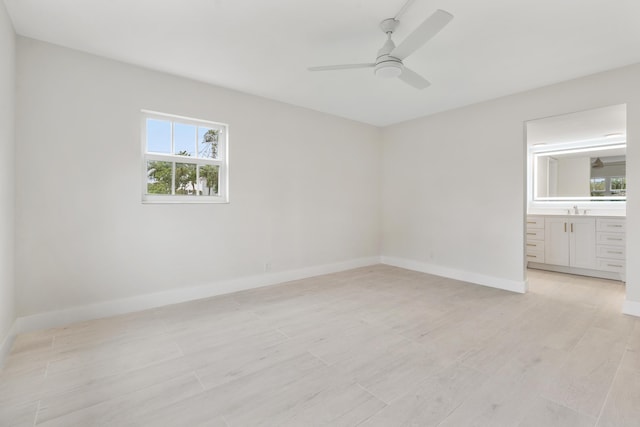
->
545;217;569;266
570;218;597;269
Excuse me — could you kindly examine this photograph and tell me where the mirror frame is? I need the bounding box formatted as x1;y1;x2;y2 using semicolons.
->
531;141;626;202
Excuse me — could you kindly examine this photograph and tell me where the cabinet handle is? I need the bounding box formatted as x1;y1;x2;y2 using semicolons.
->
608;224;623;228
609;251;623;254
527;255;537;258
607;238;623;241
571;223;574;233
526;243;537;247
526;232;536;235
527;221;536;224
607;264;623;268
564;223;567;232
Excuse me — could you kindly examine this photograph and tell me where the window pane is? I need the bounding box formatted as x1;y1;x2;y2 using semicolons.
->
146;119;171;153
198;165;219;196
146;161;172;194
198;127;219;159
611;177;626;194
611;177;626;189
174;123;196;157
175;163;197;195
590;178;605;196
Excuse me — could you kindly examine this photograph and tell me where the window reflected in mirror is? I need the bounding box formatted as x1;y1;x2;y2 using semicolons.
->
590;156;626;196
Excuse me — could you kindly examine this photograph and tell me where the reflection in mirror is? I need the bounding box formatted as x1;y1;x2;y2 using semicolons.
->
527;104;626;203
590;156;626;197
533;144;626;200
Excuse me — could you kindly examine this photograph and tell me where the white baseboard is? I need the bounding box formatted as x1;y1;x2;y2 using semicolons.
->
381;256;527;294
622;299;640;318
527;262;623;282
0;321;17;368
15;256;381;335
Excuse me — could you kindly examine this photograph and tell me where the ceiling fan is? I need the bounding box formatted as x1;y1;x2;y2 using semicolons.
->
308;1;453;89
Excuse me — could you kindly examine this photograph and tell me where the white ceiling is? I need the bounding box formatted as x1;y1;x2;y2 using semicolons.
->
5;0;640;126
527;104;627;145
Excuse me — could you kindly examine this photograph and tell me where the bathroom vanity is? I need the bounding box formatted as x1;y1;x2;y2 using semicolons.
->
526;215;625;281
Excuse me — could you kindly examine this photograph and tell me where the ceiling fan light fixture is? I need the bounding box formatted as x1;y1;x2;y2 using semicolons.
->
375;62;402;79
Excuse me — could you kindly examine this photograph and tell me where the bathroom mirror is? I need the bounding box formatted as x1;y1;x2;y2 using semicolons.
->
533;146;626;200
527;104;627;202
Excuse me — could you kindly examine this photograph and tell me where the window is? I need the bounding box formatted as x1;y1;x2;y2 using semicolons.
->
610;177;626;195
142;111;228;203
590;177;605;196
589;176;626;197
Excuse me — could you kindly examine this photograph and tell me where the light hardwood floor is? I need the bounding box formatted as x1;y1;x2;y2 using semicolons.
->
1;265;638;426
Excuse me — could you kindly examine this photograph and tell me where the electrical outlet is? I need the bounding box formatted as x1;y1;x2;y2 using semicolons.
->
264;262;271;272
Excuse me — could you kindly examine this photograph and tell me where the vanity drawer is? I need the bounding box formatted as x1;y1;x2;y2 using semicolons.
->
597;218;625;232
597;259;625;274
597;245;625;260
526;240;545;252
597;232;625;246
526;250;545;264
525;229;544;240
526;216;545;229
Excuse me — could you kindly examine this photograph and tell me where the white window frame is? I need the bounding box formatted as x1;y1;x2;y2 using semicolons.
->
141;110;229;203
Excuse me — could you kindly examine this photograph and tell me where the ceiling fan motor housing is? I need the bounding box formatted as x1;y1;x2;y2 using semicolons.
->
375;23;402;79
375;57;403;78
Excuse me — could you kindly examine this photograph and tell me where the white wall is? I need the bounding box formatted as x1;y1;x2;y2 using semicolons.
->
556;156;590;197
381;64;640;307
0;1;16;356
15;38;381;318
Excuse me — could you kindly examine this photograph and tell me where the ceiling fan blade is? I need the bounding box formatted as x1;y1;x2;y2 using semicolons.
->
308;63;375;72
394;0;418;20
391;9;453;60
398;66;431;89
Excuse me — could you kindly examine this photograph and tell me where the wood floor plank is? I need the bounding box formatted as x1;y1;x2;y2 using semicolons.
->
10;333;54;355
596;368;640;427
359;362;485;426
193;337;310;389
0;401;38;427
619;319;640;371
36;373;204;426
596;320;640;427
518;397;596;427
337;339;453;404
34;357;195;424
541;326;628;417
131;352;327;426
223;369;383;426
438;345;567;426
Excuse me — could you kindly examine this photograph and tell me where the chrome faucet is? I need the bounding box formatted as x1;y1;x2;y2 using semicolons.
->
573;205;579;215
